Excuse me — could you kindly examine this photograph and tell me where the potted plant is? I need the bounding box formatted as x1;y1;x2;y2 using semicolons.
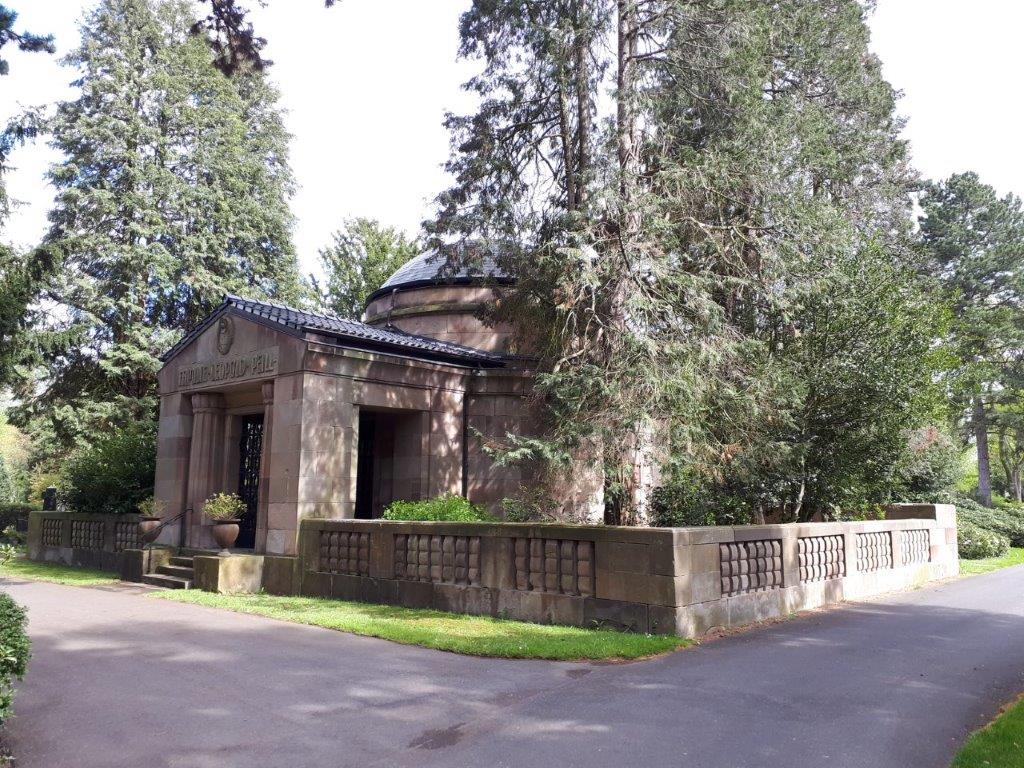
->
203;493;247;555
136;496;165;544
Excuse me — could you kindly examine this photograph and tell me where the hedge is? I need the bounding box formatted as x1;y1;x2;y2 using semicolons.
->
0;593;29;725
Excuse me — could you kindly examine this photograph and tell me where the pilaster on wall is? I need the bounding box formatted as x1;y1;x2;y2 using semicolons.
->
255;380;276;553
186;392;226;549
295;372;356;528
153;392;194;545
265;372;304;555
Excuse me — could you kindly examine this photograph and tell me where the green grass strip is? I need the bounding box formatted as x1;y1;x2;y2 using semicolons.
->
952;694;1024;767
960;548;1024;576
152;590;691;661
0;557;120;586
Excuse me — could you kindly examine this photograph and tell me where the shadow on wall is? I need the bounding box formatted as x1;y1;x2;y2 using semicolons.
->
8;570;1024;768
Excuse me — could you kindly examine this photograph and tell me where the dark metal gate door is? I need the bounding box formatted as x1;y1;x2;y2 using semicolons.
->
236;414;264;549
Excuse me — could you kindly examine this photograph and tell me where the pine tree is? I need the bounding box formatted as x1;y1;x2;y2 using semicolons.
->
17;0;300;451
432;1;928;522
0;5;53;77
919;173;1024;507
313;219;418;319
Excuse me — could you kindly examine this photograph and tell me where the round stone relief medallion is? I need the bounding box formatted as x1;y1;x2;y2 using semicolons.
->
216;315;235;355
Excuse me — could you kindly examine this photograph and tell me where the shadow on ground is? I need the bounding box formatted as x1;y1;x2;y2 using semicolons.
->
4;568;1024;768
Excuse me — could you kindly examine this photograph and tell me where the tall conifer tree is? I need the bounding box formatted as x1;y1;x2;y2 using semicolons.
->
18;0;300;450
432;0;932;521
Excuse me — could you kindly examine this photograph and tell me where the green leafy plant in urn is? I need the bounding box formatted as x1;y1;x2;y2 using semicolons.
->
204;493;247;555
136;496;165;544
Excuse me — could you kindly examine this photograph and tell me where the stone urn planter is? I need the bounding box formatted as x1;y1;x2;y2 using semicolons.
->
211;520;240;555
137;517;162;544
204;492;248;556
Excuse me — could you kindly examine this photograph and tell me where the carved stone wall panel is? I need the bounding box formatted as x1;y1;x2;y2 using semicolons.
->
114;521;141;552
70;520;104;550
901;529;930;565
720;540;783;596
42;519;63;547
798;535;846;583
319;530;370;576
857;531;893;572
513;538;594;596
393;534;480;586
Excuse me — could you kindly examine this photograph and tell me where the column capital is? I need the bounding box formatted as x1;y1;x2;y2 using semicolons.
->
190;392;225;414
261;380;275;406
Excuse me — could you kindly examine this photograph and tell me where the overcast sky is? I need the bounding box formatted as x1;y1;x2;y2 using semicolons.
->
2;0;1022;278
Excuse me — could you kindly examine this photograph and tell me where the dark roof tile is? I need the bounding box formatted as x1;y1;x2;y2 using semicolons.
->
160;295;504;367
367;248;512;303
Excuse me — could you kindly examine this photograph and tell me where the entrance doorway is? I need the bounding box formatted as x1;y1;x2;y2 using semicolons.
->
354;408;425;519
235;413;264;548
355;410;376;519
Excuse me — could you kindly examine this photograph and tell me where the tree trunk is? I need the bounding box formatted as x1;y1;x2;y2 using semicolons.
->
606;0;646;525
974;397;993;507
574;0;589;208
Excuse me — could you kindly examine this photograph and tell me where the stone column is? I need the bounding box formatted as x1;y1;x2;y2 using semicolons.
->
255;380;275;552
186;393;226;549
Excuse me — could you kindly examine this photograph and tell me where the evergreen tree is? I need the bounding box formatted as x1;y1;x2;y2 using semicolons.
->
0;5;53;77
0;456;11;504
15;0;300;452
919;173;1024;507
313;218;418;319
432;0;928;521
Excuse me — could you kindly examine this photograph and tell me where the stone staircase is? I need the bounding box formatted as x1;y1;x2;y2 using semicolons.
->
141;555;194;590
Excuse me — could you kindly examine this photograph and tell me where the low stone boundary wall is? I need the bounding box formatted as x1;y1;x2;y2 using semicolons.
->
27;511;146;574
297;504;958;636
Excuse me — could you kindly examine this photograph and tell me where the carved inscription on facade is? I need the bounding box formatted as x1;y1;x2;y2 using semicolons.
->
177;347;279;390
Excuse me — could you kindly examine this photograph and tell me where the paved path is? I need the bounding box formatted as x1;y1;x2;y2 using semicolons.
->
4;568;1024;768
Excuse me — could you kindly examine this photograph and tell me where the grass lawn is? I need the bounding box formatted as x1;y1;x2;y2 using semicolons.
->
951;694;1024;768
960;548;1024;576
152;590;691;661
0;556;120;586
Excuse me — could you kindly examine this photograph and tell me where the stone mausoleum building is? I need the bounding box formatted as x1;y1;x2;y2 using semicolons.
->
154;252;602;555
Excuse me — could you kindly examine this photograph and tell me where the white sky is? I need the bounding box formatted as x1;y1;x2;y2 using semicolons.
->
1;0;1023;279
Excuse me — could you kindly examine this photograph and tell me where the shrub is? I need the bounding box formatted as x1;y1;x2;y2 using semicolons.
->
0;544;17;565
0;503;37;533
955;494;1024;548
500;488;556;523
0;594;29;725
203;493;246;521
383;494;494;522
61;425;156;515
0;526;24;546
650;481;753;528
958;518;1010;560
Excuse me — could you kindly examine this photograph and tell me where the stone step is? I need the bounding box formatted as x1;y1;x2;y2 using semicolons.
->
157;565;195;579
142;573;192;590
169;556;194;568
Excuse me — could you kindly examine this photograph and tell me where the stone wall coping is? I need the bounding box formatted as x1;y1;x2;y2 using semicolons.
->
29;511;145;521
299;512;951;544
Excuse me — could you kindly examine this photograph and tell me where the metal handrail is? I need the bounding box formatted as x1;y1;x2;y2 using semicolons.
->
142;508;189;574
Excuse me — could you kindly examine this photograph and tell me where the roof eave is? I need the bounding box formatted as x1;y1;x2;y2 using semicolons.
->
365;275;516;305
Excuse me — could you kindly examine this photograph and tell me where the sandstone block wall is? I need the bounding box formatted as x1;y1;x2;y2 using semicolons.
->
295;505;958;637
27;511;147;574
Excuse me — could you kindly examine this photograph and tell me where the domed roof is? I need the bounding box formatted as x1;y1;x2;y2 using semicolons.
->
366;248;512;303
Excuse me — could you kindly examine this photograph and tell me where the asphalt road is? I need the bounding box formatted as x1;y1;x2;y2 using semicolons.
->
4;567;1023;768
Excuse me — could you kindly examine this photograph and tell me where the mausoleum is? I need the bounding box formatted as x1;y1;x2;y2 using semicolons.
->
153;251;602;555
